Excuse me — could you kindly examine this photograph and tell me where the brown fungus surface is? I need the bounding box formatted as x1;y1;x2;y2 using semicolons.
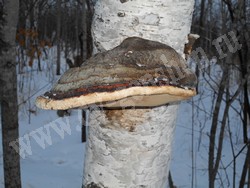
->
36;37;197;110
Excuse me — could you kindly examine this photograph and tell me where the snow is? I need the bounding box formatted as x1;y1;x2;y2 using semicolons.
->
19;110;85;188
0;49;246;187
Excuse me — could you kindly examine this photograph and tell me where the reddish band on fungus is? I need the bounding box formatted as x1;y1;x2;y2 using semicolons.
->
43;79;193;100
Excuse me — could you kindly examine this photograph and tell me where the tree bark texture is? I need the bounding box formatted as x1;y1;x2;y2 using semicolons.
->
83;0;194;187
84;105;178;187
92;0;194;55
0;0;22;187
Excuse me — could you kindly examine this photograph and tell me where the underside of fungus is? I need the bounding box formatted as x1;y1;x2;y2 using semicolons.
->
36;37;197;110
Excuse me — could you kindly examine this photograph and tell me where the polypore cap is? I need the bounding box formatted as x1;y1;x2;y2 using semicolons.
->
36;37;197;110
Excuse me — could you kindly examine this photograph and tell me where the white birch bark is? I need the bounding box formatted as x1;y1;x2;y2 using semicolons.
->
92;0;194;55
83;0;194;187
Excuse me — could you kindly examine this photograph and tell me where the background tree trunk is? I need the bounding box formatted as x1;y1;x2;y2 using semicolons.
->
56;0;61;75
0;0;22;187
83;0;195;187
81;0;94;143
85;0;93;59
81;0;87;143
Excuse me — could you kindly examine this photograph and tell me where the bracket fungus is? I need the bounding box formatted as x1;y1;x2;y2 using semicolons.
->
36;37;197;110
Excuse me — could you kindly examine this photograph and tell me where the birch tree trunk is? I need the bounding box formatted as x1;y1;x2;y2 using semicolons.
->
0;0;21;187
83;1;194;187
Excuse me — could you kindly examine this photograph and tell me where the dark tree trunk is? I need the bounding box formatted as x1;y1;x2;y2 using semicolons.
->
239;145;250;188
82;110;87;143
86;0;94;59
208;68;228;188
81;0;94;143
56;0;61;75
1;85;21;188
0;0;22;187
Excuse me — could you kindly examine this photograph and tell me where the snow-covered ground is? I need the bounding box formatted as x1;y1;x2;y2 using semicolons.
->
0;49;246;187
